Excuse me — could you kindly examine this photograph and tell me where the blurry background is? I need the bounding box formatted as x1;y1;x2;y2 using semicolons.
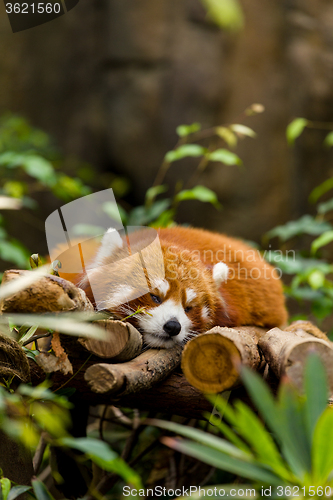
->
0;0;333;250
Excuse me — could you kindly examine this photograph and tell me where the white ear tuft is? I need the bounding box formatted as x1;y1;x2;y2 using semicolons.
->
213;262;229;287
94;228;123;265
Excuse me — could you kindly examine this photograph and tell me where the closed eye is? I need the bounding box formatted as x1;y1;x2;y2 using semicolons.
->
150;293;162;304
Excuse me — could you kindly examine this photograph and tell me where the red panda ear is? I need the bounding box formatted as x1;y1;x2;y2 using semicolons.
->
93;228;124;265
212;262;229;287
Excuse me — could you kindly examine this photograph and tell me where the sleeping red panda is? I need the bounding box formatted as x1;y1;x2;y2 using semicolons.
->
65;226;288;349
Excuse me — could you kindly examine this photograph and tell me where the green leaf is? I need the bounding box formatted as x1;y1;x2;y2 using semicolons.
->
309;177;333;203
228;401;292;481
324;131;333;148
7;486;31;500
200;0;244;32
22;347;40;361
311;230;333;255
163;438;281;484
103;201;128;225
285;285;322;302
165;144;206;163
266;215;332;242
312;407;333;482
286;118;308;145
230;124;256;138
128;199;171;226
241;367;309;478
58;438;142;487
304;354;328;445
207;148;242;166
175;186;221;208
277;383;312;476
72;224;106;237
59;437;117;462
32;480;55;500
266;252;333;276
18;325;38;345
307;269;325;289
215;127;237;148
311;296;333;321
22;156;56;186
0;478;11;500
176;123;201;137
150;208;176;228
317;198;333;215
0;240;30;268
145;185;168;204
148;418;251;461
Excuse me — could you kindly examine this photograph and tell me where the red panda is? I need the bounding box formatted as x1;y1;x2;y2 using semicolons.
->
64;226;288;349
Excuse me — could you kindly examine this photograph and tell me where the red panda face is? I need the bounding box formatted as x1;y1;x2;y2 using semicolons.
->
81;229;229;348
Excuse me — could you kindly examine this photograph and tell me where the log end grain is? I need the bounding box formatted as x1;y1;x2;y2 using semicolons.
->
181;332;241;393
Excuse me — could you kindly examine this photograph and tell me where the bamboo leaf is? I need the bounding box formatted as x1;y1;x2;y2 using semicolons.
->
162;438;282;485
207;148;242;166
311;230;333;255
147;418;251;461
304;354;328;444
286;118;308;145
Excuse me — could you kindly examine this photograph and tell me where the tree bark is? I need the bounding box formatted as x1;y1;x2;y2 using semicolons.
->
0;270;93;313
85;345;183;396
258;325;333;393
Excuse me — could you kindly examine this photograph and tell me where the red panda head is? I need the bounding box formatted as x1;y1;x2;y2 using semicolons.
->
80;228;229;348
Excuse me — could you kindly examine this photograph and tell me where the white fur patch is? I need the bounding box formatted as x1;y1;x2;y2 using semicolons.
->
138;298;192;348
94;228;123;265
213;262;229;287
96;284;134;310
202;306;210;320
186;288;197;304
151;278;170;297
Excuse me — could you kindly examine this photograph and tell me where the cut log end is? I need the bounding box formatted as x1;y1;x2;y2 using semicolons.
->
78;320;142;361
85;363;125;394
182;332;241;393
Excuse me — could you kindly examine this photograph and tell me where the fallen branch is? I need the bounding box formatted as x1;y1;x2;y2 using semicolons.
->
78;320;142;362
85;346;183;396
258;322;333;393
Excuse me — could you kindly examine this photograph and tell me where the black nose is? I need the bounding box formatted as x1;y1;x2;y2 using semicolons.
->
163;318;181;337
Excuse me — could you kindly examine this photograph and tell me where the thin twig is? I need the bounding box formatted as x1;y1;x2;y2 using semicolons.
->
33;432;48;474
53;354;92;393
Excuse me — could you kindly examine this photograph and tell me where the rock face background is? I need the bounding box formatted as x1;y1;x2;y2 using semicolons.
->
0;0;333;244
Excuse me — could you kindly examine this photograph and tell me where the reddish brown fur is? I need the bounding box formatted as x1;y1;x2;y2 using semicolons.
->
56;227;288;335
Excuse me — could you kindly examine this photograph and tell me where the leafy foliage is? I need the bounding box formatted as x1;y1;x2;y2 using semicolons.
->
122;108;261;228
154;355;332;496
0;114;91;268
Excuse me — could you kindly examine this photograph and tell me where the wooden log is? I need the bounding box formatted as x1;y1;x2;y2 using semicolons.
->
78;320;142;362
0;270;93;314
118;372;213;419
258;324;333;393
181;326;267;393
85;345;183;396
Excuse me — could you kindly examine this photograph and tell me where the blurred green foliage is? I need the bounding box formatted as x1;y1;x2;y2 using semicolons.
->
265;118;333;326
